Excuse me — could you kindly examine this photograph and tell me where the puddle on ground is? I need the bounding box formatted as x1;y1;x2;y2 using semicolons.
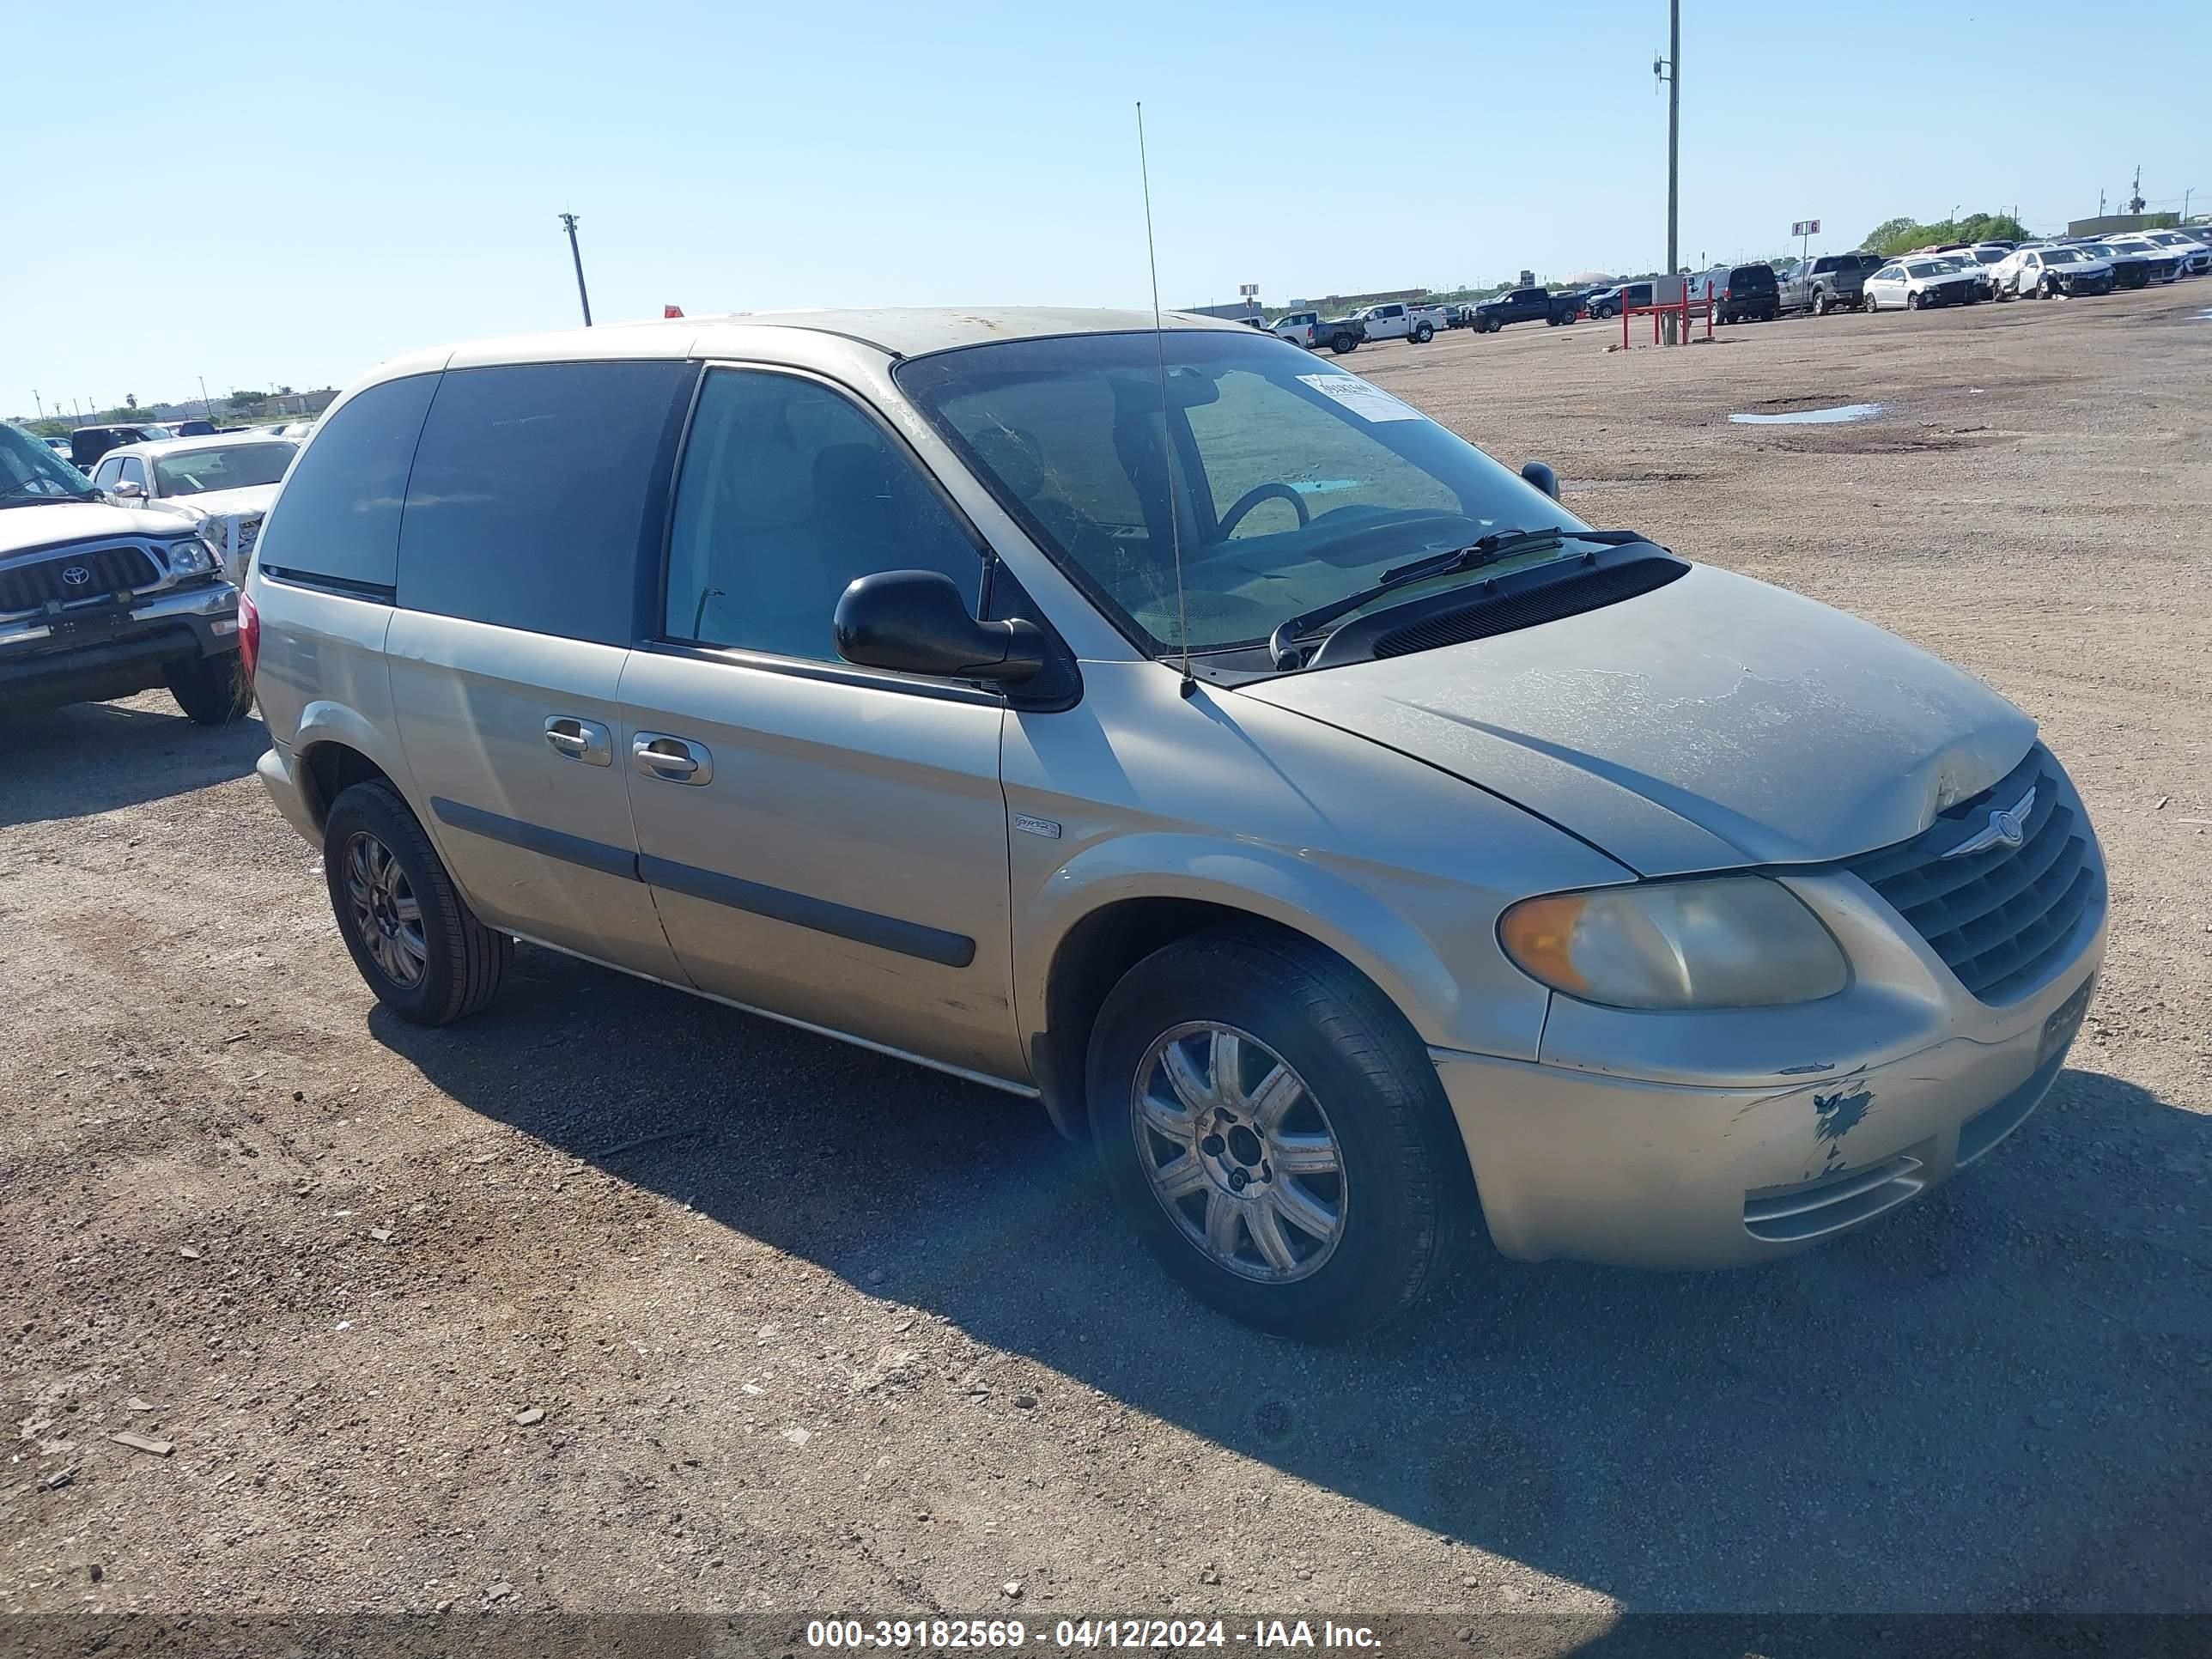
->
1729;403;1887;425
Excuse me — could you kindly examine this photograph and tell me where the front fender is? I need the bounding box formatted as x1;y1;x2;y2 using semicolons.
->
1018;831;1470;1053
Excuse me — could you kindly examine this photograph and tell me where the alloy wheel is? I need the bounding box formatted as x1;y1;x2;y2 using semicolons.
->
1131;1023;1346;1284
343;831;428;988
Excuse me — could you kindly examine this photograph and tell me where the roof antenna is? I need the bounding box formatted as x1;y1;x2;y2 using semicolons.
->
1137;100;1197;699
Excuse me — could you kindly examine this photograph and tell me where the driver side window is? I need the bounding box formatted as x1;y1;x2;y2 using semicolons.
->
664;369;985;664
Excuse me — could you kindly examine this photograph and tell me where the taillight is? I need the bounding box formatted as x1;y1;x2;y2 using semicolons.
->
238;588;260;684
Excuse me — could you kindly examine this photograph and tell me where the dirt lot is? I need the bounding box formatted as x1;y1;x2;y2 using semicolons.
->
4;286;2208;1630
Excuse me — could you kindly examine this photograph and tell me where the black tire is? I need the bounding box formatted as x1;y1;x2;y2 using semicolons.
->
1905;290;1923;310
165;650;253;726
1812;289;1829;316
1329;332;1357;354
1087;926;1472;1342
1412;322;1433;343
323;781;511;1026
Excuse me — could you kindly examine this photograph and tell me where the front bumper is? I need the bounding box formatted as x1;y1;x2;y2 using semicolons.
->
1433;854;2109;1271
0;580;239;708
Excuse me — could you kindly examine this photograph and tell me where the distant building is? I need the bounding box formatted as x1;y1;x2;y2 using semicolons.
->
1180;300;1264;321
2065;212;2179;237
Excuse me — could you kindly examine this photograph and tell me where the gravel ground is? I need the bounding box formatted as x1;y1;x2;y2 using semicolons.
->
3;284;2207;1626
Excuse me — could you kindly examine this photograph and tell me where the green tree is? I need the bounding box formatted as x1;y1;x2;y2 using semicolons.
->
1862;216;1918;251
125;393;137;410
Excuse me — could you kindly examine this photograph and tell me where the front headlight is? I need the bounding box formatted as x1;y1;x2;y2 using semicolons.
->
1499;877;1848;1010
164;536;220;577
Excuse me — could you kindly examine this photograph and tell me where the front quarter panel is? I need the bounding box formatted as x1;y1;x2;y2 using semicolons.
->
1004;659;1632;1062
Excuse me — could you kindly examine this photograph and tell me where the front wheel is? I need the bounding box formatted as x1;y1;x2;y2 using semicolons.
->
323;781;512;1025
1088;927;1472;1342
1905;290;1923;310
165;650;253;726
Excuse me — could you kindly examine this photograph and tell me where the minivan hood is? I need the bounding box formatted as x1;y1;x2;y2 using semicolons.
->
1242;564;2036;875
0;500;185;558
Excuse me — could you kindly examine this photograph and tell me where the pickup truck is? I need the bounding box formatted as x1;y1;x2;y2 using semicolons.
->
1468;287;1580;332
1777;252;1881;315
1271;310;1365;355
1346;301;1446;344
1;422;253;726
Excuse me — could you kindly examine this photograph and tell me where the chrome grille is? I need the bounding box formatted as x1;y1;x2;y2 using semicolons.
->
1842;745;2100;1003
0;544;162;615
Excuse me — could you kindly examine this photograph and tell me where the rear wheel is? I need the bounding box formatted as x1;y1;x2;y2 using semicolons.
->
1412;322;1433;343
1812;289;1830;316
1088;927;1471;1342
165;650;253;726
323;781;511;1025
1330;332;1357;354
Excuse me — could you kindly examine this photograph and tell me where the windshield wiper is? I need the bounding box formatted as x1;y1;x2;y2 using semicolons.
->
0;485;98;508
1266;526;1648;669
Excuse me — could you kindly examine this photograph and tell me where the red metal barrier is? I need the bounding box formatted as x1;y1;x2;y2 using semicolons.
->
1620;296;1714;348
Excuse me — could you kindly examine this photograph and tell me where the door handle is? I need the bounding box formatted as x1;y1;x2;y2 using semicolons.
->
544;716;612;767
632;732;713;786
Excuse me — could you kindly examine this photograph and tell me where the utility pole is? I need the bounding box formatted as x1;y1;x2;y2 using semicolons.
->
559;212;593;327
32;391;43;422
2127;166;2144;216
198;376;215;423
1654;0;1680;340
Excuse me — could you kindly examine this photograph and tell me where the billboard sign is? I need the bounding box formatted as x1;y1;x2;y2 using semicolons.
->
1790;219;1821;238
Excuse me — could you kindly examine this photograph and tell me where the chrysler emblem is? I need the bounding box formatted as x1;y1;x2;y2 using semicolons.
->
1942;786;2036;860
60;564;93;586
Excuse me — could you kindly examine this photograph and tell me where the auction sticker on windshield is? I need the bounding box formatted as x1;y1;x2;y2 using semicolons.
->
1297;374;1423;422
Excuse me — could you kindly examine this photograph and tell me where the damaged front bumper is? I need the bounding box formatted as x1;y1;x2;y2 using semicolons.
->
1433;865;2109;1270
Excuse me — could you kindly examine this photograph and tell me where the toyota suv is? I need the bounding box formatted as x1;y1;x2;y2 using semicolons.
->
2;422;252;725
245;311;2107;1341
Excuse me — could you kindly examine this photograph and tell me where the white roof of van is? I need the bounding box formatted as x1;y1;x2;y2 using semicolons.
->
379;307;1248;380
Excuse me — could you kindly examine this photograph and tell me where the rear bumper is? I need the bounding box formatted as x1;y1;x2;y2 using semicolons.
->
0;582;239;708
1433;910;2107;1271
256;740;321;845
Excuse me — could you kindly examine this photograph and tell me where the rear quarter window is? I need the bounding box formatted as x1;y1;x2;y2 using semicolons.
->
252;374;439;592
394;359;696;647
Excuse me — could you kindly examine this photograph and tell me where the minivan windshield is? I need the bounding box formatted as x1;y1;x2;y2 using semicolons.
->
0;423;100;505
896;330;1585;655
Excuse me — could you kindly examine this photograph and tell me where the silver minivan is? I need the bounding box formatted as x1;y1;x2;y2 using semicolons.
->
246;309;2106;1340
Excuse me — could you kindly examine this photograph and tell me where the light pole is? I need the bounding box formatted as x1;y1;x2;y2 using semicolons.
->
32;391;43;422
1654;0;1680;339
559;212;593;327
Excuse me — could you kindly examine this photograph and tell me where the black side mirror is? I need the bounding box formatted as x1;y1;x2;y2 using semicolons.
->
1520;460;1560;501
835;569;1046;684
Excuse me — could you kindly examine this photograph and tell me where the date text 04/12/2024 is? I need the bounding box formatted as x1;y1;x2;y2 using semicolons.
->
805;1619;1382;1650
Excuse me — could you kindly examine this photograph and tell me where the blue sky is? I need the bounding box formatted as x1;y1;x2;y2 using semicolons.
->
6;0;2207;419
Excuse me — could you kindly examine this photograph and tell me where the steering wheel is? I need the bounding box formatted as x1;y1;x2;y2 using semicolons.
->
1218;481;1311;538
